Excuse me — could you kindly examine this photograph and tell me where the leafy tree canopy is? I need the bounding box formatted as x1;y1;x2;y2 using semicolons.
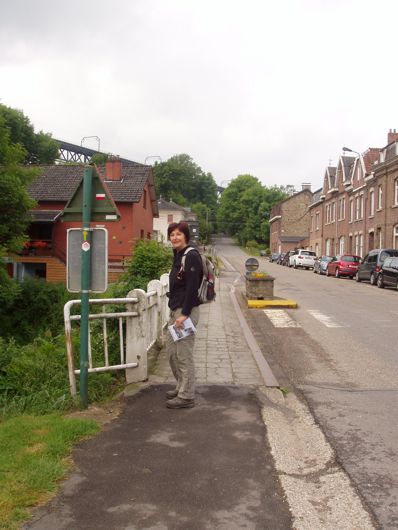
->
0;104;59;164
153;154;218;212
0;109;43;305
217;175;287;246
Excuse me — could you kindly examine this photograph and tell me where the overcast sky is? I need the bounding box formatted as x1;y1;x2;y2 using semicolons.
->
1;0;397;191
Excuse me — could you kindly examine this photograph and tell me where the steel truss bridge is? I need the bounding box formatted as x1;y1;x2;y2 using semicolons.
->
54;139;140;165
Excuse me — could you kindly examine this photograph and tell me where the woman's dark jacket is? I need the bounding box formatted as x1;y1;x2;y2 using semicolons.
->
168;246;202;316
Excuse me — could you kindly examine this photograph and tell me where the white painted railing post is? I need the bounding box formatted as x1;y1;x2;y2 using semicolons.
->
160;273;170;338
125;289;148;383
148;279;163;347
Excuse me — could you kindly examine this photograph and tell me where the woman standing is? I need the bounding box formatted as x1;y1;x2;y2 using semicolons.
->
166;221;202;409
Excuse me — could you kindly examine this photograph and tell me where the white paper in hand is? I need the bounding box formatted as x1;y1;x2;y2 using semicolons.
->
168;317;197;342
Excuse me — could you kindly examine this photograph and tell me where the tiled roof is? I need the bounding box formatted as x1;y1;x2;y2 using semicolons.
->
158;198;187;211
309;188;323;206
362;148;380;173
28;164;152;203
341;156;355;182
30;209;62;222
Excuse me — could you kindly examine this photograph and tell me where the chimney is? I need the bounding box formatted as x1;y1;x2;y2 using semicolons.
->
105;155;122;181
387;129;398;145
301;183;311;192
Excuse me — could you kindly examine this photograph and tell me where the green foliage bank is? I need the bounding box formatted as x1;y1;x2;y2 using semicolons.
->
217;174;288;246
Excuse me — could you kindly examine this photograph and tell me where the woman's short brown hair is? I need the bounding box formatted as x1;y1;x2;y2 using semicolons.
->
167;221;190;243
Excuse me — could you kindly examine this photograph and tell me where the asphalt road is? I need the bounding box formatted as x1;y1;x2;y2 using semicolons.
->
215;237;398;530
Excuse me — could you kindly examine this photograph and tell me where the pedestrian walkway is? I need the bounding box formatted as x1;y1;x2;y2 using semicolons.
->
152;275;265;388
25;271;293;530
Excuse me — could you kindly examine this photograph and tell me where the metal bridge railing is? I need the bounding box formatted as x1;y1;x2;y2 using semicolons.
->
64;274;170;396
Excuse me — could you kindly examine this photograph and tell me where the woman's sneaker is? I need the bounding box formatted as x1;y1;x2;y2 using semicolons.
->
166;397;195;409
166;389;179;399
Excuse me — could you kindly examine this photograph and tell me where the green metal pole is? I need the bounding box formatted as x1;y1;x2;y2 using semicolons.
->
80;167;93;408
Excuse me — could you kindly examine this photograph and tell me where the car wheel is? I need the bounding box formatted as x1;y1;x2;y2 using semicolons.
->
355;272;361;282
370;272;377;286
335;268;340;278
377;274;384;288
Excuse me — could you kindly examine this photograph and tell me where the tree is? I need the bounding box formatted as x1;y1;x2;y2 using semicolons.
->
153;154;218;211
217;176;287;246
0;112;40;305
0;104;59;164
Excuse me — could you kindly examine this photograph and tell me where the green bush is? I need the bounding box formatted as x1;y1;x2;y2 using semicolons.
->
0;335;120;418
246;240;259;249
114;239;173;295
0;279;73;344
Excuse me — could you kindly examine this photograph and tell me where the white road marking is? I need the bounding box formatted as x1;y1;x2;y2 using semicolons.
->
308;309;344;328
263;310;300;328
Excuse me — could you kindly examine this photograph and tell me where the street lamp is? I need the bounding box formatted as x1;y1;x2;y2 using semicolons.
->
145;155;162;165
81;136;101;151
342;146;360;157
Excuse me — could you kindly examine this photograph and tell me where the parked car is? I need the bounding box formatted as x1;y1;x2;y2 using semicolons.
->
326;254;361;278
313;256;333;275
276;252;286;265
289;249;316;269
269;252;280;262
355;248;398;285
377;256;398;289
281;251;294;266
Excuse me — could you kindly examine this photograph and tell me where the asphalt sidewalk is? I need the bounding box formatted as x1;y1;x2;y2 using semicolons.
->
25;272;293;530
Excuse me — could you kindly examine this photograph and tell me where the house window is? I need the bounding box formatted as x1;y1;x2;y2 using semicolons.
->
339;236;345;254
167;214;173;224
331;201;336;222
325;204;329;224
338;198;345;220
395;179;398;206
359;233;363;257
143;189;147;209
394;225;398;249
359;195;364;219
315;243;319;256
315;212;320;230
140;229;144;239
355;234;359;256
369;189;375;216
377;227;382;248
349;199;354;223
378;185;383;209
325;239;331;256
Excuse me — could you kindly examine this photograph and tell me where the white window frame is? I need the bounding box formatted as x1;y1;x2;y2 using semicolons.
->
395;179;398;206
394;225;398;249
339;236;345;254
378;185;383;210
369;189;375;216
315;212;320;230
349;199;354;223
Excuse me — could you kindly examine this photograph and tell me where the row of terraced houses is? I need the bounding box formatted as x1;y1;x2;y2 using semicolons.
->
270;130;398;258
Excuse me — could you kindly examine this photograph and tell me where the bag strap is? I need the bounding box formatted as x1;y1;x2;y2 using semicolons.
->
180;246;196;271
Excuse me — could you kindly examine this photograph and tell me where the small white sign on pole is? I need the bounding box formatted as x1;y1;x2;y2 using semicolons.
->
67;228;108;293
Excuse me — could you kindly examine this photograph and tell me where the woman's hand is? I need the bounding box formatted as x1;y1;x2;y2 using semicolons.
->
174;315;188;329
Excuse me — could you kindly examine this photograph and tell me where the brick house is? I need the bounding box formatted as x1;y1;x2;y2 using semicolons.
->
308;130;398;257
153;198;199;245
269;185;313;253
8;158;158;283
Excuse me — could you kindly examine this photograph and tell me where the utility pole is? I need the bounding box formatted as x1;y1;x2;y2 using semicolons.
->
79;167;93;408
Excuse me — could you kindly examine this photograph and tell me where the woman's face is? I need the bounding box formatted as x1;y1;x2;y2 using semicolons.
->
169;229;187;251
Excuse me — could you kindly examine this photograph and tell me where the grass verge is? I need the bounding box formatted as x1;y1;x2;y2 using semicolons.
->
0;414;99;530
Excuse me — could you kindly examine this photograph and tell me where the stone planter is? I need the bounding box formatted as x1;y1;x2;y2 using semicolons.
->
245;272;274;300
